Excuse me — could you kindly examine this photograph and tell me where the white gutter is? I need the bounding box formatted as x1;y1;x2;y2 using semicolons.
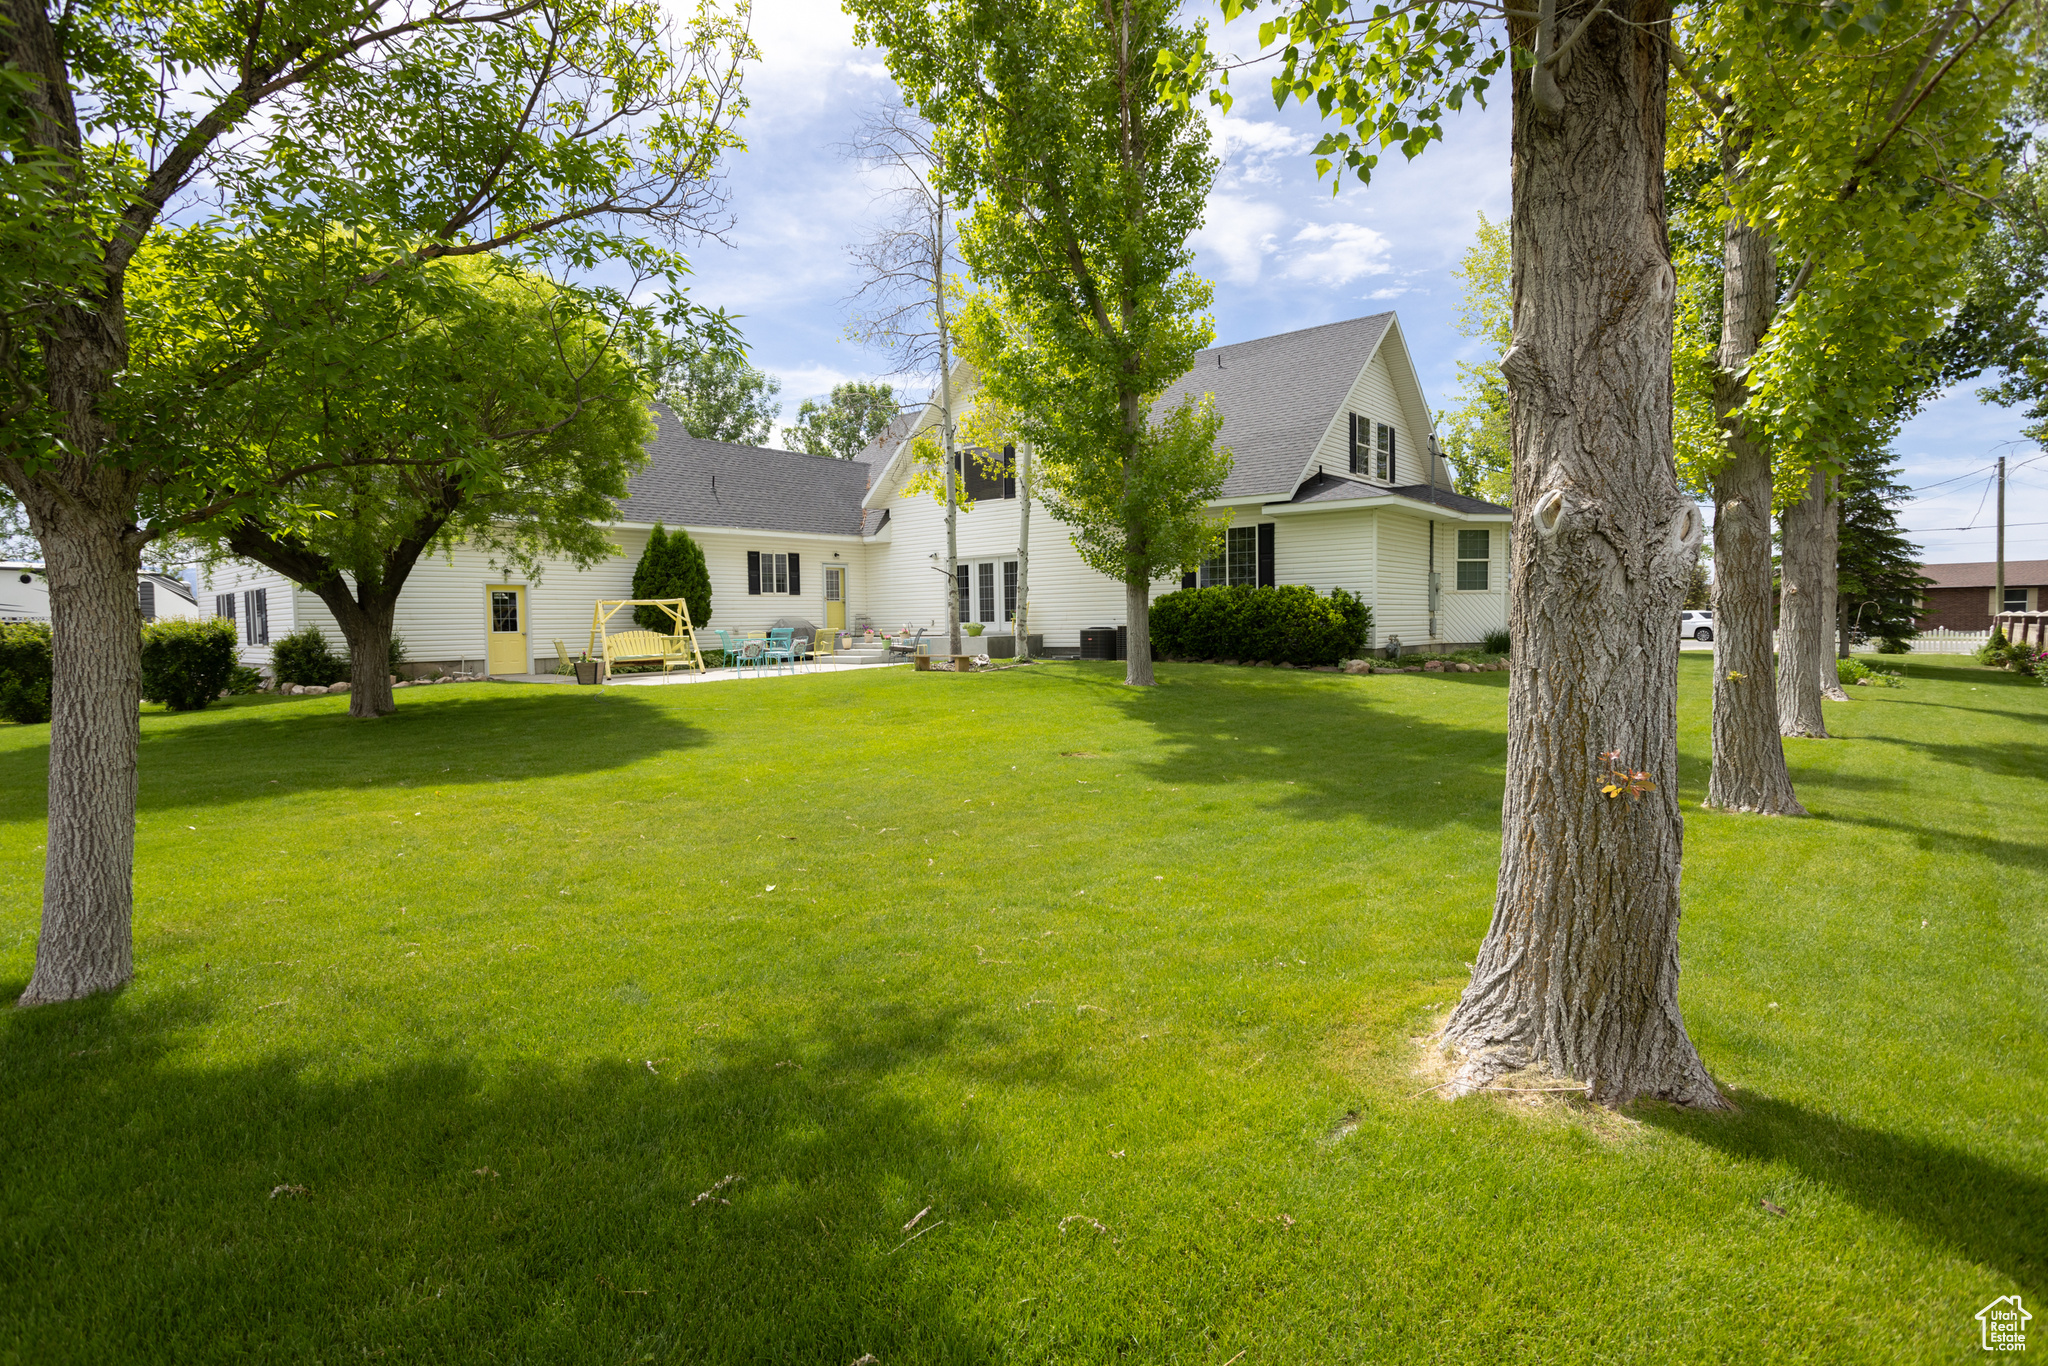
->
1259;493;1510;522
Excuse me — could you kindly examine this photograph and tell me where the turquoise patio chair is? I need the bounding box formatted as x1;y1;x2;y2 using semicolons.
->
763;627;797;676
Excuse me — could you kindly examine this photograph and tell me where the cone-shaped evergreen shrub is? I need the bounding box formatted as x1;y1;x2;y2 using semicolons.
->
632;524;713;631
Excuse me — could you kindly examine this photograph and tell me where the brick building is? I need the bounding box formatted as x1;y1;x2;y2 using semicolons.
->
1915;558;2048;631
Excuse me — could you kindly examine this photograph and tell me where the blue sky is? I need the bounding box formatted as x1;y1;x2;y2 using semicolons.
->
681;0;2047;565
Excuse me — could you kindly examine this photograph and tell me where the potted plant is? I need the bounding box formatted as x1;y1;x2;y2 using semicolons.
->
964;622;985;639
573;652;600;685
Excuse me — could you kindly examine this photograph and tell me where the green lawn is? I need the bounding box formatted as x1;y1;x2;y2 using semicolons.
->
1;655;2041;1364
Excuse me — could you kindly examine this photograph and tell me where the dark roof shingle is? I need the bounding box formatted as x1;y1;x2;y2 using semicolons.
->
1284;471;1508;516
614;406;869;536
1153;314;1394;499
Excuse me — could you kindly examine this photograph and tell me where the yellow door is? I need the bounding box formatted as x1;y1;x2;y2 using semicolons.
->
486;586;528;675
824;565;846;630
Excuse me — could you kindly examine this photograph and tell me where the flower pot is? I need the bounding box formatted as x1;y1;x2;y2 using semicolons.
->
574;660;600;685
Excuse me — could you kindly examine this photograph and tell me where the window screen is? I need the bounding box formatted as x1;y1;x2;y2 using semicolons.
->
1349;413;1367;476
138;580;156;621
1456;529;1490;591
215;593;236;628
2004;587;2029;613
1003;560;1019;622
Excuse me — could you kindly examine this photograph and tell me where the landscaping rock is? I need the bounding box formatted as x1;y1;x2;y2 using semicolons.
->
1454;662;1475;673
1423;660;1446;672
328;682;351;694
1343;660;1370;674
1403;666;1423;673
1313;665;1336;672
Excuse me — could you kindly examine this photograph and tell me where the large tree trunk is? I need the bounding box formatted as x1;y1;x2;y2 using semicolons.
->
14;482;145;1006
1777;466;1832;737
1123;579;1155;686
1705;198;1803;815
1442;0;1724;1108
315;589;399;718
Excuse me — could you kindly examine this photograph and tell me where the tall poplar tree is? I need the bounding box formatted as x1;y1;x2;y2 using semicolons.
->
848;0;1230;687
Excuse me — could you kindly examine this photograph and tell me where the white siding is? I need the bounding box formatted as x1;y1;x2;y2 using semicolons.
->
1303;327;1450;489
195;563;301;667
1370;510;1507;649
1266;508;1373;603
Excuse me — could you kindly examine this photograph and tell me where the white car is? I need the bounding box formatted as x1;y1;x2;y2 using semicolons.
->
1680;610;1714;643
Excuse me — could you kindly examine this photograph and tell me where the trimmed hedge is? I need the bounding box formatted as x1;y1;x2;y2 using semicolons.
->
1150;585;1372;666
0;621;53;724
140;617;239;711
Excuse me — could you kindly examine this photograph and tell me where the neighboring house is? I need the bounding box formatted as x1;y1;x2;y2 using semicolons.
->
198;311;1510;676
1914;558;2048;631
2;562;202;625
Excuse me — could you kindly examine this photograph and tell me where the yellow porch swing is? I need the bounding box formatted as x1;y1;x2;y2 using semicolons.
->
586;598;707;681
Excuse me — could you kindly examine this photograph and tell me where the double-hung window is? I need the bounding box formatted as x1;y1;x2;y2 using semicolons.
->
1199;525;1260;588
1348;413;1369;476
215;593;236;631
1456;529;1491;591
747;551;801;596
1375;422;1397;482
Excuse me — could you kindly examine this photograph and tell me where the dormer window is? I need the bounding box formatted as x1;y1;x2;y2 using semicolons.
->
1376;422;1396;482
1348;414;1368;476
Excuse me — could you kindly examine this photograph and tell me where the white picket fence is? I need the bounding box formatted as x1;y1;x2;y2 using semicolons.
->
1887;628;1989;656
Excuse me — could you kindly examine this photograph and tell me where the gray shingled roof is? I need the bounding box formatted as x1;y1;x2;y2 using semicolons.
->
1285;471;1508;516
614;405;869;536
1153;314;1394;499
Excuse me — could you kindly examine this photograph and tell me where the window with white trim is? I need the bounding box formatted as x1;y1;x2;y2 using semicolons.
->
747;551;800;596
243;587;269;644
1376;422;1397;482
1199;524;1259;587
1456;529;1491;590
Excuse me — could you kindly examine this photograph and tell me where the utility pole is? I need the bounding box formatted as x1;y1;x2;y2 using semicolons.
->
1996;455;2006;630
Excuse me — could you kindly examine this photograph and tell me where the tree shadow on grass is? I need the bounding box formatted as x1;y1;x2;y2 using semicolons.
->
1644;1092;2045;1295
1089;665;1509;831
1847;735;2048;780
0;689;709;822
1799;811;2048;874
0;988;1030;1365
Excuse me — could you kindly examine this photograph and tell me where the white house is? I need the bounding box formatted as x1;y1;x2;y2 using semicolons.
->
198;312;1509;675
2;562;203;626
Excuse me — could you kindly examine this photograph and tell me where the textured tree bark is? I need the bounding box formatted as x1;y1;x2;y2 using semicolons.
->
1442;0;1725;1108
1123;580;1155;686
323;594;399;718
1777;467;1833;737
1817;486;1849;698
14;483;145;1006
1705;197;1804;815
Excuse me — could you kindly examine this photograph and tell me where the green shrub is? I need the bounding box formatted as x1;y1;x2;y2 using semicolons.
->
271;626;349;687
1874;636;1911;654
0;621;54;724
1482;628;1511;655
140;617;239;711
1837;657;1905;689
226;665;264;695
1150;585;1372;666
1975;626;2009;666
632;524;714;632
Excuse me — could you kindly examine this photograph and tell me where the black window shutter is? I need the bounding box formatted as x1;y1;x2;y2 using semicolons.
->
1181;571;1197;590
1349;414;1362;475
788;556;801;597
1257;522;1275;587
1388;427;1397;483
747;551;761;595
1003;444;1017;499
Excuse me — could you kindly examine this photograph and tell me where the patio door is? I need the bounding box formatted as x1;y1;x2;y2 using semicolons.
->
486;585;528;675
824;565;846;630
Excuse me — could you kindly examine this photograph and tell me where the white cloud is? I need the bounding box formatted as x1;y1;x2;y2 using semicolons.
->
1279;222;1393;287
843;60;892;80
1192;193;1288;285
1365;286;1410;301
